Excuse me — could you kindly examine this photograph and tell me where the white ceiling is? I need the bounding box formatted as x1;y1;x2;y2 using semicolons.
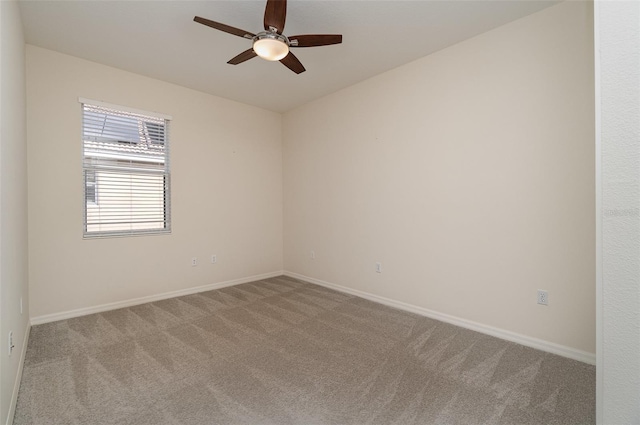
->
19;0;558;112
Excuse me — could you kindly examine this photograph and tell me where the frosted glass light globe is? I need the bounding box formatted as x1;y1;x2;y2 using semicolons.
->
253;38;289;61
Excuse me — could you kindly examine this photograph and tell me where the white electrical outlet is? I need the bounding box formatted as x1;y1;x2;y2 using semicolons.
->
537;290;549;306
8;331;14;356
191;257;197;267
375;262;382;273
310;250;315;260
211;255;217;264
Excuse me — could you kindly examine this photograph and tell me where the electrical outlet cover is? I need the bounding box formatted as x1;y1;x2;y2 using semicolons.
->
537;290;549;306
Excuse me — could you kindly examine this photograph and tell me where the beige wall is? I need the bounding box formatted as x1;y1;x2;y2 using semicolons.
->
27;46;283;319
283;2;595;354
1;1;29;423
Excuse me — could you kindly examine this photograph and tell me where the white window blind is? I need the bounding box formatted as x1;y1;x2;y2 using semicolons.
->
82;101;171;238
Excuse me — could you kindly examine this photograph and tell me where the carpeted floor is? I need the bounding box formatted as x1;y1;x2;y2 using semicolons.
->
14;275;595;424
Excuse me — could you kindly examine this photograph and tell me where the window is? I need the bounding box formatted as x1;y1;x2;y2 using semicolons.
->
81;99;171;237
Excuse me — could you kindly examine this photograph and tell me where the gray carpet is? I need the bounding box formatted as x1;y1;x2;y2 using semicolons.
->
14;276;595;424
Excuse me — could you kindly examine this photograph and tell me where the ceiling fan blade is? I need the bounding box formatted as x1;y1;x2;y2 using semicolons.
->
289;34;343;48
194;16;255;39
280;52;305;74
264;0;287;34
227;49;258;65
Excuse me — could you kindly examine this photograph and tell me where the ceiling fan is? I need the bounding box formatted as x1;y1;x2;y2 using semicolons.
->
194;0;342;74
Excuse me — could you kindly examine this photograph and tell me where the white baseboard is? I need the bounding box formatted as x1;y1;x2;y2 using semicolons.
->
6;322;31;425
284;271;596;365
30;271;284;326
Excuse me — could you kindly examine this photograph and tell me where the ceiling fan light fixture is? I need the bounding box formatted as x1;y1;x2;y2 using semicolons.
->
253;34;289;61
194;0;343;74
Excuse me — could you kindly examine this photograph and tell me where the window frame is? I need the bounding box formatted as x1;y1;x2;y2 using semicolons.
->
80;98;172;239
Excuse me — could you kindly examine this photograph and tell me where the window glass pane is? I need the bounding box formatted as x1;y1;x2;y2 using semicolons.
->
85;170;97;205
